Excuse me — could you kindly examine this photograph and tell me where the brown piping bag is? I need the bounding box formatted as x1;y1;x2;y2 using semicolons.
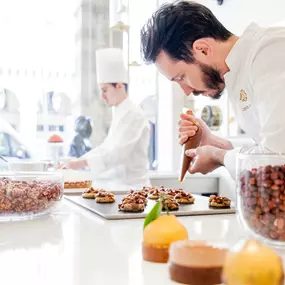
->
179;110;203;182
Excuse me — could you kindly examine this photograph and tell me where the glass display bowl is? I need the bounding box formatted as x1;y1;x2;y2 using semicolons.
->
237;153;285;247
0;171;63;221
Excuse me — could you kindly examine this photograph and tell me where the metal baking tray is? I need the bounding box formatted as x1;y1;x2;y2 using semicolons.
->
64;193;235;220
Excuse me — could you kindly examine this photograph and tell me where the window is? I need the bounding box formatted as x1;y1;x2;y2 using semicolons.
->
0;133;9;156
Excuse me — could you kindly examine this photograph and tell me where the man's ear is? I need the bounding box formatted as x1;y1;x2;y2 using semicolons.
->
192;39;213;62
116;83;125;90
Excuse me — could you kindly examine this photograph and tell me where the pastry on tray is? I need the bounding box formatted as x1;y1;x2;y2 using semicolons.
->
168;240;227;285
64;180;92;189
209;195;231;208
161;196;179;211
118;195;146;212
175;192;195;204
95;191;115;203
125;191;148;205
148;188;160;200
82;187;105;199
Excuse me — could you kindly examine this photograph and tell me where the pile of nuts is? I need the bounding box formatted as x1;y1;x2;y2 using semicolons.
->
0;178;63;215
239;165;285;241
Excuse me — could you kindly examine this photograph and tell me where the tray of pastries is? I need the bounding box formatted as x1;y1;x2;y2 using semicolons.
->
64;186;235;220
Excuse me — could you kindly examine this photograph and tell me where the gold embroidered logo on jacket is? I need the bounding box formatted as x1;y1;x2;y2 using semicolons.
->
240;89;247;102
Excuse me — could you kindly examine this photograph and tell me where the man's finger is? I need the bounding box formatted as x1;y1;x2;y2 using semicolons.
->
179;135;188;145
185;148;196;157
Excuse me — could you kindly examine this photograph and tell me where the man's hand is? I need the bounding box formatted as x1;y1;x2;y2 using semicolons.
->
64;159;88;170
178;112;212;145
185;146;227;174
178;112;233;150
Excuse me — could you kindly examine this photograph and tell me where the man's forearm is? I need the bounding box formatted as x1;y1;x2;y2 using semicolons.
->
210;134;233;151
213;148;227;166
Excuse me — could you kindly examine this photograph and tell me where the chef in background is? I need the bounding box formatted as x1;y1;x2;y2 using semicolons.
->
140;0;285;179
65;48;151;189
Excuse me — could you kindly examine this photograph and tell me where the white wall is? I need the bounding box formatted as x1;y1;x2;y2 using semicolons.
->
198;0;285;34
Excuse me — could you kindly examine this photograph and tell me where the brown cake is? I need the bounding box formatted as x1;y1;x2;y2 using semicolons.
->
64;180;92;189
168;240;227;285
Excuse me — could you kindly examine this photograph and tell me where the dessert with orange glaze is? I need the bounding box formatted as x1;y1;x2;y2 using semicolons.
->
142;214;188;263
223;239;284;285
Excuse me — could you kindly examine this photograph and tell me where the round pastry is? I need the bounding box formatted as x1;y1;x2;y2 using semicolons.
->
82;187;105;199
125;192;147;205
223;239;284;285
148;188;160;200
209;195;231;208
95;191;115;203
118;195;145;212
175;192;195;204
161;196;179;211
169;240;228;285
142;215;188;263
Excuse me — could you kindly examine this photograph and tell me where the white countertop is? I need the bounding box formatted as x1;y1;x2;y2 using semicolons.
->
0;199;271;285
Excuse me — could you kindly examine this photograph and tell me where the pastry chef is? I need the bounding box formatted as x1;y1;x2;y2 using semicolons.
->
65;48;151;188
140;1;285;179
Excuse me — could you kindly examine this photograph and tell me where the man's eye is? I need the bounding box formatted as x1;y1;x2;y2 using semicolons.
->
177;76;184;82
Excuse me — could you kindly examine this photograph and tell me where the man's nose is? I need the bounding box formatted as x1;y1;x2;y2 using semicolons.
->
179;83;194;96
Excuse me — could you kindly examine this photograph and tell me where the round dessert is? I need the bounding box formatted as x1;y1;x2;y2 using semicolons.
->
161;196;179;211
175;192;195;204
125;191;147;205
142;215;188;263
148;188;160;200
82;187;105;199
169;240;227;285
118;195;145;212
223;239;284;285
95;191;115;203
209;195;231;208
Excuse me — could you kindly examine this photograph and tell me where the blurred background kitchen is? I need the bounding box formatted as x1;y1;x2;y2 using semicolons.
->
0;0;285;190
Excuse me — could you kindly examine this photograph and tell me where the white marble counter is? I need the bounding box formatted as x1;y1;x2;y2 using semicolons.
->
0;199;250;285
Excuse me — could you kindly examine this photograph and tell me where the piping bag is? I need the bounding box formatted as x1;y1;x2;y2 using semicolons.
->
179;109;203;182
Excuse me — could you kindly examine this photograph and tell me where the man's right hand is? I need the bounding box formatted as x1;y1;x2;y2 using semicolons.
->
178;112;212;145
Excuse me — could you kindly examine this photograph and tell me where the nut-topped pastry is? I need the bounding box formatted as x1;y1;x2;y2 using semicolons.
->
148;187;161;200
125;191;148;205
82;187;105;199
118;195;146;212
128;189;148;198
95;191;115;203
161;196;179;211
175;192;195;204
209;195;231;208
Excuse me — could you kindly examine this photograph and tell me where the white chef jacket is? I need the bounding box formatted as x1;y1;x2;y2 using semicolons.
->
224;22;285;178
81;97;151;188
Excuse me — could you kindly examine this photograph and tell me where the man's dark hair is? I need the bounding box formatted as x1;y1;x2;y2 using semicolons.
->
110;83;128;93
140;1;232;64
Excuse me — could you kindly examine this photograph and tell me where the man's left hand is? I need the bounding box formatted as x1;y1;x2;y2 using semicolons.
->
185;146;227;174
64;159;88;170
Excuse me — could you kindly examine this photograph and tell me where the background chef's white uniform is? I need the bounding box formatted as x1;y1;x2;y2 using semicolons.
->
81;48;150;189
223;23;285;178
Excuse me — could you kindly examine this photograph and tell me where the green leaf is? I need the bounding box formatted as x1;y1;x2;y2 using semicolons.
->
143;201;162;229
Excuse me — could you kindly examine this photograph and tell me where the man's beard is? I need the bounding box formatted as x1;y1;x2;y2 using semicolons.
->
197;62;225;100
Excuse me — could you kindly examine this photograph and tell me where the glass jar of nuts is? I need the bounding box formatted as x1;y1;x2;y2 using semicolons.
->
237;152;285;247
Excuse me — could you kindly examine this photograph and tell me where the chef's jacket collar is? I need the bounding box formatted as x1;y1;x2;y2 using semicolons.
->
113;97;133;121
224;23;262;86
